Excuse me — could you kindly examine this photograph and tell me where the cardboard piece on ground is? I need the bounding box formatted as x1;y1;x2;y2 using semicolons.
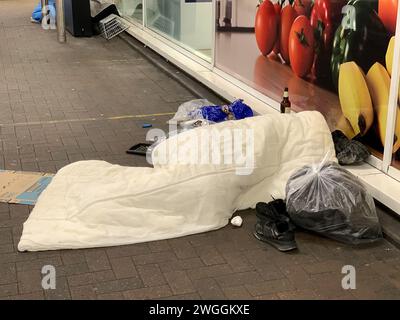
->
0;170;53;205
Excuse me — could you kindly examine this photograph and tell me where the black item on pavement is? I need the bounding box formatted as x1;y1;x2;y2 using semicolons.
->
64;0;93;37
254;200;297;252
126;143;151;156
286;161;382;245
332;130;370;165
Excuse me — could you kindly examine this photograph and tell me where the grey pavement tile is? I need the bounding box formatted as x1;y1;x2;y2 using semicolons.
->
195;245;226;266
148;240;171;253
84;249;111;272
188;264;234;281
58;263;90;277
137;264;166;287
215;271;262;288
222;285;253;300
245;279;296;297
221;251;255;273
123;285;173;300
61;250;86;265
0;283;19;298
97;292;125;300
0;263;17;285
17;269;43;294
164;270;196;295
106;243;150;258
95;277;143;294
165;293;201;300
192;278;226;300
132;251;178;266
44;276;71;300
110;256;138;279
70;285;98;300
158;257;205;274
9;291;45;300
277;289;319;300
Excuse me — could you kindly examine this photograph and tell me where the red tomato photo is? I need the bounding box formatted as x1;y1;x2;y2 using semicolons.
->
293;0;313;17
255;0;278;56
288;15;315;78
280;4;298;63
272;1;282;55
379;0;398;35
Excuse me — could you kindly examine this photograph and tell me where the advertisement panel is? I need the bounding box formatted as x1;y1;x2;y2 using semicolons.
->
215;0;399;169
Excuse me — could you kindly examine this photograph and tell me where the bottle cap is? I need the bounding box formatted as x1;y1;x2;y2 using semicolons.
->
283;87;289;98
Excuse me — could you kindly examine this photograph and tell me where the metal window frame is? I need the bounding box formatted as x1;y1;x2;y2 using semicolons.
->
382;2;400;180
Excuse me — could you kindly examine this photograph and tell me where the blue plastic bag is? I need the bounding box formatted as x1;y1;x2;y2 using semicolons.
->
200;99;254;123
32;0;56;22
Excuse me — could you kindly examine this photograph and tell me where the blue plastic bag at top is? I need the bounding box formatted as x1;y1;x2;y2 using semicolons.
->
200;99;254;123
32;0;56;22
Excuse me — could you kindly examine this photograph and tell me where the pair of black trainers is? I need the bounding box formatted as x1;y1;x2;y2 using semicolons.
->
254;199;297;252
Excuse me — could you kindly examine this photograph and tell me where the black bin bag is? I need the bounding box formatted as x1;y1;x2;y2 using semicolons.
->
285;161;382;245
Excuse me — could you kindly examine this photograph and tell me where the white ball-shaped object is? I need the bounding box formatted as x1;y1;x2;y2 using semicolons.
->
231;216;243;227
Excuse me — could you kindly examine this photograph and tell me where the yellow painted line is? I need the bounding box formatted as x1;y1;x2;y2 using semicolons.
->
0;112;175;127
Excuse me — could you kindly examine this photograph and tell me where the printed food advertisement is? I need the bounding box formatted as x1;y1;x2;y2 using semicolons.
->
215;0;399;168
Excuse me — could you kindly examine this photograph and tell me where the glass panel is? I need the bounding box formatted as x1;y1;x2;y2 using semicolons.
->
115;0;143;22
215;0;397;164
386;0;400;172
145;0;213;60
391;104;400;170
391;38;400;170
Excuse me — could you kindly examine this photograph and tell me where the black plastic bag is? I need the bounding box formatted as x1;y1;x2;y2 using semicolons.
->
285;161;382;245
332;130;370;165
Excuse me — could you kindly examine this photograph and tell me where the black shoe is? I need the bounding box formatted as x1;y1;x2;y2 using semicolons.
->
256;199;290;220
254;200;297;252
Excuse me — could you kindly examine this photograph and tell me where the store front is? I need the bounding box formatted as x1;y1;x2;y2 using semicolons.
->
116;0;400;207
116;0;213;61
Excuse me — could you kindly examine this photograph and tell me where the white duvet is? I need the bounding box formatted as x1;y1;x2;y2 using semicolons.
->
18;111;336;251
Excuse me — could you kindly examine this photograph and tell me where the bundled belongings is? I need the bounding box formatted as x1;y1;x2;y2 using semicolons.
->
286;161;382;245
18;111;335;251
200;99;254;123
168;99;254;127
331;130;370;165
31;0;56;23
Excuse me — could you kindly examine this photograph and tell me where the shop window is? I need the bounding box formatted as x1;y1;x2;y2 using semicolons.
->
215;0;399;167
389;35;400;171
392;105;400;170
145;0;213;61
115;0;143;22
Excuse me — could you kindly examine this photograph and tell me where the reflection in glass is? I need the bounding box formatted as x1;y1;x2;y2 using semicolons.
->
145;0;213;61
115;0;143;22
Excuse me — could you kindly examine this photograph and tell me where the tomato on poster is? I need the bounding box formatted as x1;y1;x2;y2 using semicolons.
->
280;3;298;63
379;0;398;35
255;0;279;56
289;15;314;78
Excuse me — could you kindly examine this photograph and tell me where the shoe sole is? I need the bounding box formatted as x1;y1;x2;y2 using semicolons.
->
253;231;297;252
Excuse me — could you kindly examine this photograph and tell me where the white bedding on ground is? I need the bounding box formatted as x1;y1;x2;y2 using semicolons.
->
18;111;336;251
